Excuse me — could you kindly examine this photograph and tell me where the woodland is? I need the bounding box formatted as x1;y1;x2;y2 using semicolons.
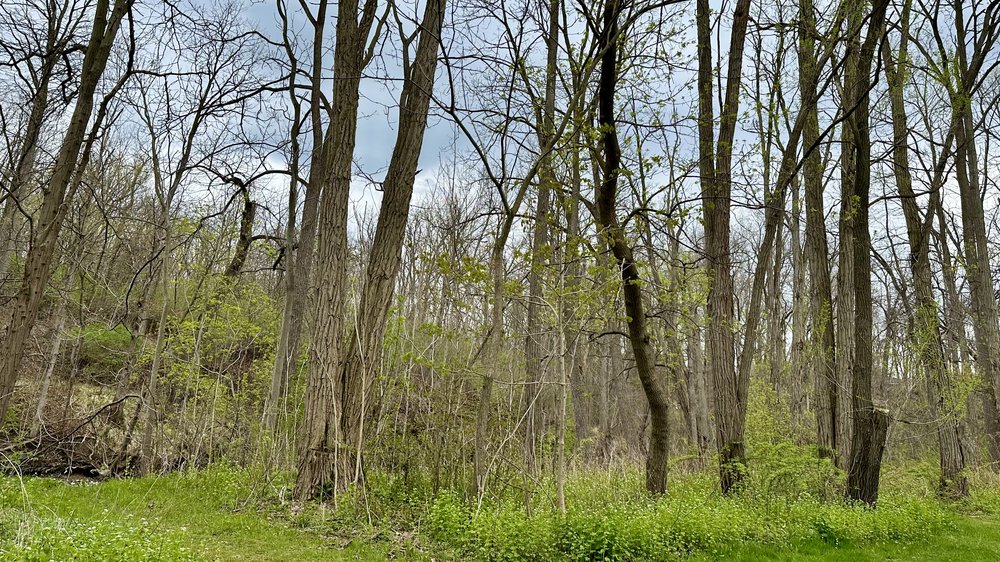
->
3;0;1000;560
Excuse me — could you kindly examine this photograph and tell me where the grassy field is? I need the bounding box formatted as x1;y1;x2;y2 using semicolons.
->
1;466;999;561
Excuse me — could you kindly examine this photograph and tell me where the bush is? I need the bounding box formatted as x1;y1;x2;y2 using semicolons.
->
75;323;132;383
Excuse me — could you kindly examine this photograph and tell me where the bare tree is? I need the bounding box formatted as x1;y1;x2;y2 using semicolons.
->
0;0;133;420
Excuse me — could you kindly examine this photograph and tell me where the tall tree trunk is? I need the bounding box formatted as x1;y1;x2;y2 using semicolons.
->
139;240;172;474
522;0;560;480
950;1;1000;474
594;0;670;494
835;9;859;467
936;204;1000;466
844;0;890;506
0;0;132;420
335;0;446;491
688;304;710;454
767;230;786;397
474;236;505;499
789;175;808;435
264;2;323;434
296;0;379;500
799;0;838;463
882;5;966;497
696;0;753;493
0;54;53;295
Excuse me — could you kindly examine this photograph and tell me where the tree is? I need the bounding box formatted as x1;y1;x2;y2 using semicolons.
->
0;0;133;420
842;0;890;506
695;0;753;493
882;0;966;497
593;0;673;495
297;0;445;500
799;0;839;463
295;0;383;499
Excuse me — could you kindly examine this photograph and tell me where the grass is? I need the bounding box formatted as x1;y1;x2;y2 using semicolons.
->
1;463;999;560
693;517;1000;561
0;468;390;561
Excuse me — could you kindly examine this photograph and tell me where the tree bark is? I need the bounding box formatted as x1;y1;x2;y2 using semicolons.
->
844;0;889;506
882;7;966;497
0;0;132;420
789;174;808;435
594;0;671;494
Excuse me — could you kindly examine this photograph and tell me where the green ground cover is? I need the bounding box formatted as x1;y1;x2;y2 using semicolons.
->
2;459;999;561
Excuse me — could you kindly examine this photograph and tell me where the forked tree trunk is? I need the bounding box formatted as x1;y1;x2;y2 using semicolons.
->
336;0;445;488
297;0;444;500
883;7;967;497
0;0;132;420
696;0;753;493
844;0;890;506
296;0;379;500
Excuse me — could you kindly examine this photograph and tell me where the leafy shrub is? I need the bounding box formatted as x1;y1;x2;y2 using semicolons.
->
427;490;468;546
76;323;133;382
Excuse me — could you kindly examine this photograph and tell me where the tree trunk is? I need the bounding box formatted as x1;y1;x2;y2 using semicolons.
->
882;9;967;497
0;59;52;297
296;0;379;500
0;0;132;420
594;0;670;494
522;0;560;480
798;0;838;464
789;174;808;435
949;2;1000;474
844;0;889;506
296;0;444;500
264;5;323;435
223;190;257;278
696;0;753;493
767;229;786;397
336;0;445;488
139;243;172;474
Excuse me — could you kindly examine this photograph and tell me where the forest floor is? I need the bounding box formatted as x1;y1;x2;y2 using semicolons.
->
1;466;999;561
693;517;1000;561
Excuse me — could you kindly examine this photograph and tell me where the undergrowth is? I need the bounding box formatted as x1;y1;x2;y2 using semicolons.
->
2;442;996;561
425;471;955;561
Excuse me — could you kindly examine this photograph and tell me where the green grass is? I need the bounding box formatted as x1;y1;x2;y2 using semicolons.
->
692;517;1000;560
2;465;1000;561
0;468;391;561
